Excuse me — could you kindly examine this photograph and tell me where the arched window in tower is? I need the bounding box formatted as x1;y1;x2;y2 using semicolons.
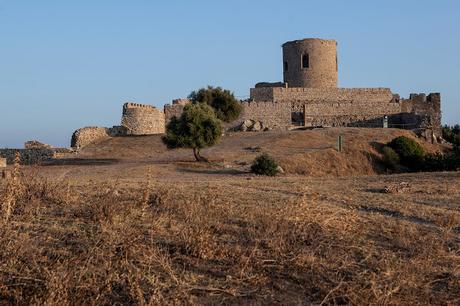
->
302;54;309;69
284;61;288;72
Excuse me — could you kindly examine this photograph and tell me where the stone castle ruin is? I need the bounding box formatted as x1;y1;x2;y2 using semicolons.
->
0;38;443;166
239;38;441;140
70;37;441;149
70;100;185;149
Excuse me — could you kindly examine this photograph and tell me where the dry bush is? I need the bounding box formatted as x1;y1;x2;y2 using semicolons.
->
0;171;459;305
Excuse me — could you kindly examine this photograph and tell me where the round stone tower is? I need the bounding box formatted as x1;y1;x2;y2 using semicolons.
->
282;38;338;88
121;103;165;135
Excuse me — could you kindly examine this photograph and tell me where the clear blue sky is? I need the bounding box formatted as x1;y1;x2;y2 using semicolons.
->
1;0;459;147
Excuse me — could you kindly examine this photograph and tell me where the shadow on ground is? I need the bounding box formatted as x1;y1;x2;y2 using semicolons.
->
176;167;248;175
43;158;120;166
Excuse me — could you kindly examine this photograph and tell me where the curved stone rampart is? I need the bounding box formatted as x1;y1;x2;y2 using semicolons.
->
121;103;165;135
71;127;110;149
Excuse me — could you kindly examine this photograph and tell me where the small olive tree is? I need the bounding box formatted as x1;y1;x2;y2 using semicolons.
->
189;86;242;123
162;103;222;162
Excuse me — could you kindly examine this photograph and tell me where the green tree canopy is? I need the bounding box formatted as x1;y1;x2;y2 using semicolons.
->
189;86;242;123
162;103;222;162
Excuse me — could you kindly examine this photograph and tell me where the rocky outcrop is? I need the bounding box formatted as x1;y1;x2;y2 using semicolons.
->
239;120;265;132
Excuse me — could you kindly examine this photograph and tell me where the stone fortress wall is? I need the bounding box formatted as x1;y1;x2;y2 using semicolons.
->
399;93;442;138
0;149;55;165
0;145;73;165
247;85;441;138
164;99;191;124
121;103;165;135
71;127;113;149
70;102;167;150
226;101;292;131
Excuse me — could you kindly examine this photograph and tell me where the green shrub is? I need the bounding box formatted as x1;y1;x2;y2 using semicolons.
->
423;153;446;172
423;152;460;172
251;153;279;176
387;136;425;171
442;124;460;148
382;146;400;170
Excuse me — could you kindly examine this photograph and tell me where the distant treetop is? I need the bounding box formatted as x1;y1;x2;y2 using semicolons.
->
189;86;242;123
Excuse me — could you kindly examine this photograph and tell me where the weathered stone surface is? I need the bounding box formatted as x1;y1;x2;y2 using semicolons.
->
108;126;128;137
229;102;291;131
122;103;165;135
71;127;110;149
240;119;255;131
252;121;262;131
24;140;52;149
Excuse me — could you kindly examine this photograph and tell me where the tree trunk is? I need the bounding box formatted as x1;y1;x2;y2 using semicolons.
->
193;148;208;162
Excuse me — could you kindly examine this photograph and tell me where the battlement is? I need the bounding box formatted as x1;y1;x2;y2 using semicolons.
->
282;38;337;47
405;93;441;104
123;102;157;110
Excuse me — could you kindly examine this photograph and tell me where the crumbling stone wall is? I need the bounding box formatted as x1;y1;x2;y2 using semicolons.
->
249;86;442;138
164;99;191;124
71;127;111;149
0;149;55;165
107;126;128;137
121;103;165;135
0;157;6;168
24;140;52;149
398;93;442;140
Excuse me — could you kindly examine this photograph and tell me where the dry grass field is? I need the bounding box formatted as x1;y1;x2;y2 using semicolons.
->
1;128;459;305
